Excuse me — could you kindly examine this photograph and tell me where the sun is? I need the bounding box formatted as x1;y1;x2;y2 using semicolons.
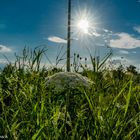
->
73;7;100;39
77;19;90;34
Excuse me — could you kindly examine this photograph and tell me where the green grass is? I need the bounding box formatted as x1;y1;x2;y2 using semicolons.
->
0;47;140;140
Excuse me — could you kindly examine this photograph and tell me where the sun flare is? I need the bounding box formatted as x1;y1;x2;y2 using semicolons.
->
73;8;100;39
77;19;90;34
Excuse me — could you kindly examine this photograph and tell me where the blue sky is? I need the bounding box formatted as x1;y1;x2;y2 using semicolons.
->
0;0;140;70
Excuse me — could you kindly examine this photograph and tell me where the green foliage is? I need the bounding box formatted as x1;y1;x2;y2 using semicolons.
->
0;47;140;139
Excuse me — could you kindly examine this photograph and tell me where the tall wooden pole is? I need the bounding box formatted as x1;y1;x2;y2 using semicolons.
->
67;0;71;72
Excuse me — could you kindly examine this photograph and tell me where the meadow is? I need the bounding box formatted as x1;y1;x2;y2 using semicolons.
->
0;47;140;140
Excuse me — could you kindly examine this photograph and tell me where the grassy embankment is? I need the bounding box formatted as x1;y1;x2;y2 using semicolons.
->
0;47;140;139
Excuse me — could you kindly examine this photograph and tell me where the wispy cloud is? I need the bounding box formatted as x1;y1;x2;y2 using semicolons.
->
0;45;12;53
119;50;129;54
103;29;109;33
132;51;137;54
47;36;67;43
133;26;140;33
111;56;132;67
91;32;100;37
0;59;8;64
109;33;140;49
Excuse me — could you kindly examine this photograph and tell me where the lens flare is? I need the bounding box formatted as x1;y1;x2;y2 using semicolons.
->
72;6;101;43
77;19;89;34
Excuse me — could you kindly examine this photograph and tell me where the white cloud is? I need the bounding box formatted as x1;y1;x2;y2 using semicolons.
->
110;56;133;67
103;29;109;33
109;33;140;49
47;36;67;43
119;50;129;54
133;26;140;33
91;32;100;37
0;45;12;53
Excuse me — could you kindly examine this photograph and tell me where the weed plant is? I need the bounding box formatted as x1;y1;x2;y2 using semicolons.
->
0;47;140;139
